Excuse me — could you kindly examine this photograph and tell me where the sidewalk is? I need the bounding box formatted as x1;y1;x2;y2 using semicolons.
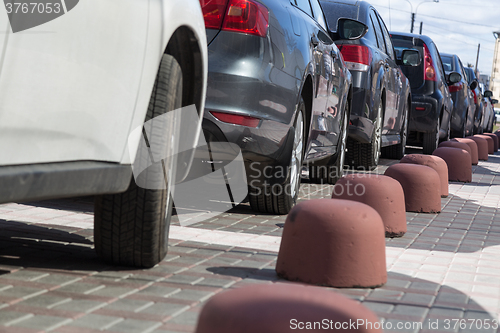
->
0;154;498;332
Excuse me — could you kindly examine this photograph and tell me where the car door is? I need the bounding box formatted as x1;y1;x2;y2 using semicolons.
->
373;10;399;135
0;0;148;166
309;0;341;148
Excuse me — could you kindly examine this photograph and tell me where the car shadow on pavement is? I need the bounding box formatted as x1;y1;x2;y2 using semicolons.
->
207;266;498;330
0;220;119;272
21;196;95;214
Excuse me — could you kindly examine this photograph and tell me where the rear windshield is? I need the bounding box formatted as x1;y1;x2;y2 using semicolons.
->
441;55;454;72
320;1;359;32
391;34;424;90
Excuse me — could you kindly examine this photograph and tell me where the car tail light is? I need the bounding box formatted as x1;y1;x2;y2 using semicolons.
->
200;0;230;30
423;43;437;82
448;82;463;93
472;90;478;104
415;107;426;111
200;0;269;37
339;45;372;72
210;111;260;127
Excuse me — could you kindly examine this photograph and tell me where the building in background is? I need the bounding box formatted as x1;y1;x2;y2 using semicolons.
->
479;74;490;90
490;32;500;104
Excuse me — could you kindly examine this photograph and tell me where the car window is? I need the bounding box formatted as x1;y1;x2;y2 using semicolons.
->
369;10;386;53
441;55;453;72
319;1;360;32
430;43;445;80
294;0;313;17
457;58;467;79
309;0;327;31
376;13;395;60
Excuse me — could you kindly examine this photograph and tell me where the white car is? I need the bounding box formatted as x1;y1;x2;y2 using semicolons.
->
0;0;207;267
495;108;500;123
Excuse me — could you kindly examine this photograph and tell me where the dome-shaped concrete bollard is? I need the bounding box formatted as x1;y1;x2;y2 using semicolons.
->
433;147;472;183
452;138;478;165
466;136;488;161
194;283;382;333
384;164;441;213
331;174;406;238
439;140;472;156
276;199;387;288
400;154;449;197
475;135;494;154
482;133;499;152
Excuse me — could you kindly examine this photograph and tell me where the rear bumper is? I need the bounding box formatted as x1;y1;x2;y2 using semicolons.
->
408;95;439;133
202;116;294;187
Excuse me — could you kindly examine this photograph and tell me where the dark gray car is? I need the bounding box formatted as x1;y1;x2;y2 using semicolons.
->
441;53;475;138
391;32;458;154
320;0;411;169
200;0;353;214
463;67;484;134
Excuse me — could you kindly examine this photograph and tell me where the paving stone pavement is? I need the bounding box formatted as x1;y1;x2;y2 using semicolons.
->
0;154;498;333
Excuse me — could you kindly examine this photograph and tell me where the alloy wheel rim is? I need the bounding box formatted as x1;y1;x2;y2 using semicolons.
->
290;112;304;199
374;102;382;164
402;104;408;150
339;103;349;173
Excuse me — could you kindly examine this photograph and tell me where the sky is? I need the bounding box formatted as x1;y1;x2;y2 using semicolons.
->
367;0;499;78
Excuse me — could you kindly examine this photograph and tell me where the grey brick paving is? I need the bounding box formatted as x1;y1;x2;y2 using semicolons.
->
0;157;498;332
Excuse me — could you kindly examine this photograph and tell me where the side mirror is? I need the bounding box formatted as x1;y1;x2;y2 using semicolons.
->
400;49;421;66
470;80;478;91
492;99;499;104
448;72;462;84
484;90;493;98
337;18;368;40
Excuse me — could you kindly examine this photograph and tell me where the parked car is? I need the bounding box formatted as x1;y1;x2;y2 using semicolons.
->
495;108;500;124
320;0;411;168
0;0;208;268
482;90;496;133
463;67;484;134
440;53;475;138
390;32;459;154
200;0;353;214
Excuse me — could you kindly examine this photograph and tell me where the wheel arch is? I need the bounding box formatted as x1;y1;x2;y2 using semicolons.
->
299;74;314;140
165;26;205;114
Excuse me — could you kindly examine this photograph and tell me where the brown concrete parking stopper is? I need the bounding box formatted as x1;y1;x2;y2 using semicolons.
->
466;136;488;161
276;199;386;288
400;154;448;197
195;283;382;333
482;133;499;152
331;174;406;238
452;138;479;164
433;147;472;183
475;134;494;154
439;140;472;156
384;164;441;213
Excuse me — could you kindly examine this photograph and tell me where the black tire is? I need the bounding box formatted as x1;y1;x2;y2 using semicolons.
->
94;54;181;267
423;117;440;154
310;99;349;184
249;98;306;215
382;100;408;160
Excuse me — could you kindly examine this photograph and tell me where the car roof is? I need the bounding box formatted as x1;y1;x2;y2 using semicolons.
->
440;52;456;58
389;31;435;46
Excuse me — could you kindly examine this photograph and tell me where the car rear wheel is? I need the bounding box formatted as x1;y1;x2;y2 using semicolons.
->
249;98;305;215
310;99;349;184
94;54;181;267
359;99;382;170
423;117;440;154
